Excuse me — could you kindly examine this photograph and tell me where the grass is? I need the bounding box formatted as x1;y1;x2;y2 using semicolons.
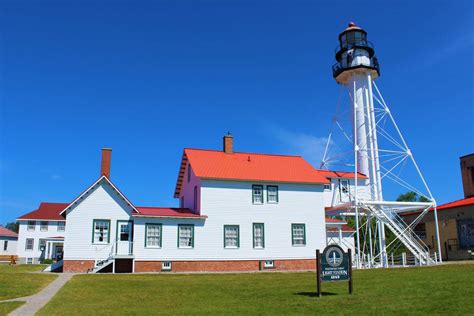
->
38;263;474;315
0;264;57;300
0;302;25;316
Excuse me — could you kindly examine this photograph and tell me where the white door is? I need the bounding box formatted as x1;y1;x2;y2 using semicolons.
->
116;221;133;255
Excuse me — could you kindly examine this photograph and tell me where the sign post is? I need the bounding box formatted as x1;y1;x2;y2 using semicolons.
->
316;244;352;296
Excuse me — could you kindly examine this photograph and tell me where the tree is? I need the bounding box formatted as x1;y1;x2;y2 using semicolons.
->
4;221;19;233
396;191;430;202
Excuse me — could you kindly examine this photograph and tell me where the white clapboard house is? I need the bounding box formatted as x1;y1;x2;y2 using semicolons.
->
0;226;18;260
16;135;364;272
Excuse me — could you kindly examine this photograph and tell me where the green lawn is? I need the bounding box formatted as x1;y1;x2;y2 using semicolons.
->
0;302;25;316
38;263;474;315
0;264;57;300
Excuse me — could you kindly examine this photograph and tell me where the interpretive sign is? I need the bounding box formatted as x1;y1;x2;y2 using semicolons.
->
316;245;352;296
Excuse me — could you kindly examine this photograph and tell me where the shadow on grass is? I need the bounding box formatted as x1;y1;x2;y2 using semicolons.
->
295;292;337;297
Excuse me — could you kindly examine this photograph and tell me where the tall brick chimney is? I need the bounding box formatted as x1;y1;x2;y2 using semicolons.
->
223;133;233;154
460;153;474;198
101;148;112;178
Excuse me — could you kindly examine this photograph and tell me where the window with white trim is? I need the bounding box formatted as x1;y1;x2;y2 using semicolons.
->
38;239;46;251
57;221;65;232
324;184;331;190
252;185;263;204
27;258;33;264
93;220;110;244
162;261;172;271
253;223;264;249
267;186;278;203
224;225;239;248
145;224;162;248
178;225;194;248
292;224;306;246
40;221;48;231
264;260;274;268
27;221;35;231
341;180;349;193
3;241;7;251
25;238;34;251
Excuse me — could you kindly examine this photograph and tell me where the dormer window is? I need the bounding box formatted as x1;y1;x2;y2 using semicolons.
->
187;164;191;183
252;185;263;204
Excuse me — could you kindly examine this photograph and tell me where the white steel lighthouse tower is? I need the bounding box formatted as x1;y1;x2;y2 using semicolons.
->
324;23;442;268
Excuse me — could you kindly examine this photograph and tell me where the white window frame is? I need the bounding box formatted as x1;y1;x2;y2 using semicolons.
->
57;221;65;232
27;258;33;264
38;239;46;251
145;224;162;248
27;221;36;231
224;225;239;249
324;184;331;190
162;261;172;271
264;260;275;269
341;180;349;194
25;238;34;251
292;224;306;246
40;221;48;232
3;240;7;251
253;223;265;249
178;225;194;248
267;185;279;203
92;220;110;244
252;185;264;204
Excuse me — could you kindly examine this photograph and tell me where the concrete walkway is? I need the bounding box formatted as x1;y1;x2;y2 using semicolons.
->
2;273;74;316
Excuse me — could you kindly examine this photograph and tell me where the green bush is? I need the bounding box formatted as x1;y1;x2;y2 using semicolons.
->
42;259;53;264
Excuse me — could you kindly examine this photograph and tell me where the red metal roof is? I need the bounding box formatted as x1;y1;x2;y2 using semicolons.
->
317;169;368;179
133;207;207;219
17;203;69;221
401;196;474;216
327;224;355;233
0;226;18;238
325;217;346;224
175;148;330;197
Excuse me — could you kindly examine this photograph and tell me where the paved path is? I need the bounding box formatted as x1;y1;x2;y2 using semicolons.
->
2;273;74;316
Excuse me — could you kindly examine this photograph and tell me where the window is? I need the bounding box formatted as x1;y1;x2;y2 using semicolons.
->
92;220;110;244
3;241;7;251
341;180;349;194
414;223;427;239
145;224;162;248
264;260;275;269
324;184;331;190
178;225;194;248
193;186;198;210
162;261;172;271
252;185;263;204
25;238;34;251
180;197;184;208
187;164;191;182
224;225;239;248
38;239;46;251
119;222;131;241
292;224;306;246
27;258;33;264
253;223;265;249
40;221;48;231
27;221;36;231
57;221;65;232
267;186;279;203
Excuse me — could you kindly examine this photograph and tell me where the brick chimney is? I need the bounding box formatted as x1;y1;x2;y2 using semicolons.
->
100;148;112;178
223;133;233;154
460;153;474;198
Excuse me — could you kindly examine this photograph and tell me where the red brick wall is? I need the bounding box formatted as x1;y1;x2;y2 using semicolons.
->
134;259;315;273
63;260;95;273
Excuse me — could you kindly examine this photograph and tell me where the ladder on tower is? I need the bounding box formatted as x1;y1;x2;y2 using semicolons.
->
363;204;435;265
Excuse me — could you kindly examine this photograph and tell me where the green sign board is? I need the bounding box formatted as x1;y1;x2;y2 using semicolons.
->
321;244;350;281
316;245;353;296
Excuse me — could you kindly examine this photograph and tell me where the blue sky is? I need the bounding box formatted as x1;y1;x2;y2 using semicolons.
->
0;1;473;224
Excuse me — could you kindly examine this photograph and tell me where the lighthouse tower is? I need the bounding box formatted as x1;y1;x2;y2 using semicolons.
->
333;22;387;266
326;23;441;268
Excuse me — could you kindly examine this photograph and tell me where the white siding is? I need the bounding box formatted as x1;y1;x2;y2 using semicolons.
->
63;180;134;261
0;237;17;256
179;163;201;212
134;179;327;261
17;221;65;262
